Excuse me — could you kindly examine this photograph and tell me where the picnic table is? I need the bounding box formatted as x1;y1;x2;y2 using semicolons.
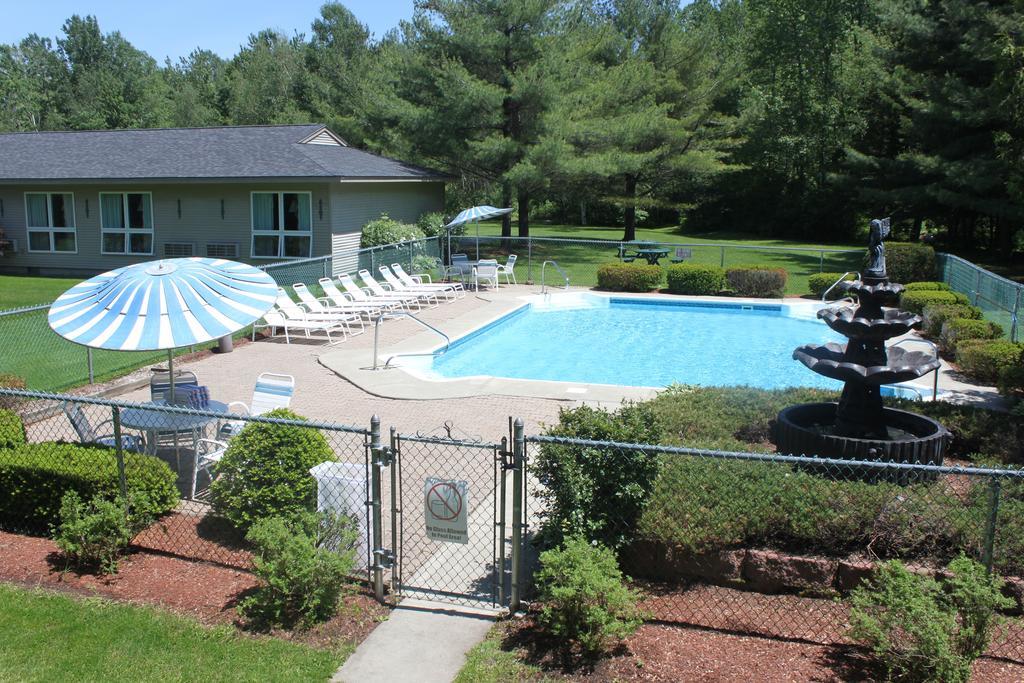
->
633;248;671;265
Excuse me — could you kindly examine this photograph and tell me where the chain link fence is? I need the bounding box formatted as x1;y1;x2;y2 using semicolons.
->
525;434;1024;661
938;252;1022;342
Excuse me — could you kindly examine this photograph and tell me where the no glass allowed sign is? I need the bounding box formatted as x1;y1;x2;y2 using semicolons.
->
424;478;469;544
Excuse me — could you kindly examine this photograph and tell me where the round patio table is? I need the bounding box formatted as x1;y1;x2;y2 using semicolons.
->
120;400;228;470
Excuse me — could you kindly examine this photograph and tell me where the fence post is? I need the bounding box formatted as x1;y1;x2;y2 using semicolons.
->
87;348;94;384
973;268;982;306
510;418;525;613
720;245;726;268
527;237;533;284
323;257;329;279
112;406;127;499
1012;287;1020;343
819;250;824;273
370;415;385;602
982;477;1001;574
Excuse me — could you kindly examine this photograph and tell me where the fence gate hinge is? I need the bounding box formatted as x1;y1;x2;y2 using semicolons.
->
373;445;396;467
374;548;395;569
499;447;515;471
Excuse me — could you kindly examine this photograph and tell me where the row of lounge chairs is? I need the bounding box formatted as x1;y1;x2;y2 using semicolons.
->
255;263;466;345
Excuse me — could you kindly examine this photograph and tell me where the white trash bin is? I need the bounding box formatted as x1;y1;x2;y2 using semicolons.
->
309;461;371;571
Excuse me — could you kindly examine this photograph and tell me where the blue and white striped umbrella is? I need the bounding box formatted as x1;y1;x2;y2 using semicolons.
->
444;205;513;228
48;258;277;352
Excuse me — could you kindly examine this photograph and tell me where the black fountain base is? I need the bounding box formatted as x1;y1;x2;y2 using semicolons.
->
775;403;950;483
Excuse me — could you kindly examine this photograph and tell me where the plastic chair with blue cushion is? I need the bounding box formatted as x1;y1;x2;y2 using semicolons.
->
63;403;145;452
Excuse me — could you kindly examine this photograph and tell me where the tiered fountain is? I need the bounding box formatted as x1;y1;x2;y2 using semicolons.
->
775;218;951;470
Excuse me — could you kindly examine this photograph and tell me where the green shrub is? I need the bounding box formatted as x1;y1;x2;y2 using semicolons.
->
0;443;177;533
210;409;333;531
596;263;662;292
921;303;982;338
239;511;357;629
955;340;1024;384
911;399;1024;465
900;290;969;315
665;263;725;295
0;373;26;411
884;242;937;284
536;536;642;657
808;272;855;298
415;211;447;237
939;318;1003;353
536;403;661;550
905;281;951;292
848;557;1011;683
0;408;25;450
725;266;787;298
999;363;1024;399
52;490;157;574
359;213;425;248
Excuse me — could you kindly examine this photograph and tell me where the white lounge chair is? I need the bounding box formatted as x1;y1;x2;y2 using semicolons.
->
357;270;431;309
275;289;365;337
379;265;458;302
391;263;465;298
320;276;399;314
218;372;295;439
474;259;500;290
293;282;382;319
254;307;348;345
497;254;518;285
338;273;415;311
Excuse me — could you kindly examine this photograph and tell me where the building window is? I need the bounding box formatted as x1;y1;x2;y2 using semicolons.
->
25;192;76;253
251;191;312;259
100;192;154;255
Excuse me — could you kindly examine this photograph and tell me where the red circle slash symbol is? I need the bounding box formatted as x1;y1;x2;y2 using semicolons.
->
427;482;462;522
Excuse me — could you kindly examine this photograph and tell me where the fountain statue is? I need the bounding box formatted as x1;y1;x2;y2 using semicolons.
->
775;218;950;474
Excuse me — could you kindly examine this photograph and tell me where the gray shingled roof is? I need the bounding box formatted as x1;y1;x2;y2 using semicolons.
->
0;124;447;182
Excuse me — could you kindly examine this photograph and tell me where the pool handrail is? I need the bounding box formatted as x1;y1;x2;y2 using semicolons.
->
372;312;451;370
890;337;940;401
541;260;570;294
821;272;859;301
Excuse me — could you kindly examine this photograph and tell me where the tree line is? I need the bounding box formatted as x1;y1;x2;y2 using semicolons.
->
1;1;1022;252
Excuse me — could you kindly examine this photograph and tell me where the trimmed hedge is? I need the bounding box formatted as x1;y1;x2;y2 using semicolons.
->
900;290;969;315
885;242;937;283
725;266;787;298
666;263;725;295
905;281;951;292
0;409;26;450
922;303;982;338
955;340;1024;384
939;318;1003;353
808;272;855;298
596;263;663;292
0;443;178;533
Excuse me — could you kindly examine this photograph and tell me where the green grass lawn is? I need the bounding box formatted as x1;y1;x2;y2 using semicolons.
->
454;624;550;683
0;274;82;309
0;584;347;683
458;223;863;295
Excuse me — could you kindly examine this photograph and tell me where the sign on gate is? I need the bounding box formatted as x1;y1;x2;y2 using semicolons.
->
424;477;469;544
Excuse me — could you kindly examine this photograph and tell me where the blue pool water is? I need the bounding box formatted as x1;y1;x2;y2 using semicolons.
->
430;296;848;390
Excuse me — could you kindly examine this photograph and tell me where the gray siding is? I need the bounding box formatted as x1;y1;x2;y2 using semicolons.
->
329;182;444;237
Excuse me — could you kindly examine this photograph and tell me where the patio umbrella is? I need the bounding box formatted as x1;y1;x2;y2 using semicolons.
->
444;205;513;260
48;257;278;398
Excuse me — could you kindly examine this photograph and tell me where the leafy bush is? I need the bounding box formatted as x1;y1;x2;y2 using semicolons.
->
210;408;333;531
415;211;447;237
900;290;969;315
885;242;937;284
595;263;663;292
360;213;425;248
239;511;357;629
848;557;1011;683
808;272;854;298
955;340;1024;384
905;281;951;292
666;263;725;295
52;491;156;574
0;408;25;450
725;266;787;298
536;536;642;657
0;443;177;533
536;403;662;550
939;318;1003;353
0;373;26;411
999;363;1024;399
921;303;982;338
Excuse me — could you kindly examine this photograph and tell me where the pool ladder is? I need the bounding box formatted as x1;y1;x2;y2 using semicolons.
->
540;260;570;294
890;337;941;402
372;312;450;370
821;272;860;301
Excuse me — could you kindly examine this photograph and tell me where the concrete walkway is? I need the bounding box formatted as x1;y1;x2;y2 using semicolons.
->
332;599;495;683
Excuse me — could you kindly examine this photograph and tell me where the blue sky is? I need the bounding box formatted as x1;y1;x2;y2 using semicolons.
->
0;1;416;63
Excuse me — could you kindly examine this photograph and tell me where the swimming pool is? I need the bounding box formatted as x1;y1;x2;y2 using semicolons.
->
427;294;848;390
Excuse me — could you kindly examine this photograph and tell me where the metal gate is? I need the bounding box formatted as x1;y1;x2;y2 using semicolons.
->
368;418;526;611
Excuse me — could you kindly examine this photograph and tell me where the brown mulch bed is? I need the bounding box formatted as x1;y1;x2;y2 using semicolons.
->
0;530;388;649
131;511;252;570
497;616;1024;682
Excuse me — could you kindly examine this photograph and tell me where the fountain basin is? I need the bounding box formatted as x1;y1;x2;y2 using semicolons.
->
818;307;922;341
840;280;905;300
793;343;940;384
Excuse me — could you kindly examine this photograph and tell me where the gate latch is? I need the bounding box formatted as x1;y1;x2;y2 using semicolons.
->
373;445;396;467
499;448;515;471
374;548;396;569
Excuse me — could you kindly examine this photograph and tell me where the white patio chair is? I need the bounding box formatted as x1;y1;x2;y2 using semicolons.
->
218;372;295;439
147;369;201;447
275;289;365;337
63;403;145;452
379;265;457;302
391;263;465;298
337;273;413;311
293;282;382;319
497;254;518;285
357;269;432;309
191;437;228;499
320;277;398;314
254;307;347;345
474;259;500;290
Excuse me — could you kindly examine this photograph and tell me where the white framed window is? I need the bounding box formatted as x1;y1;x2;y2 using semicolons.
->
24;192;76;253
250;191;312;259
100;192;154;255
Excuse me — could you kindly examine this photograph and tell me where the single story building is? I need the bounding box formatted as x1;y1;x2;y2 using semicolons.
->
0;124;447;276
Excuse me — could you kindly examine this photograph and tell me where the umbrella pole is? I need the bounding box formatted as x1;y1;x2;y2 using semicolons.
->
168;349;175;398
476;220;480;261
